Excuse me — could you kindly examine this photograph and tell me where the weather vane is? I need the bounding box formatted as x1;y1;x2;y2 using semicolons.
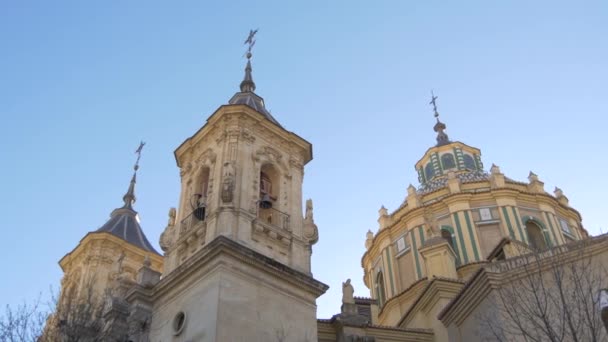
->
134;141;146;171
244;29;258;58
429;90;439;118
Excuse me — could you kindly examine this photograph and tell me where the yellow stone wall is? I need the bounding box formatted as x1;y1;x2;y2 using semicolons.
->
58;232;163;303
362;147;586;326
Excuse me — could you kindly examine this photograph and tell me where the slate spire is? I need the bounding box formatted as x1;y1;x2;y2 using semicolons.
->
121;142;144;209
240;54;256;93
228;29;283;127
95;142;159;254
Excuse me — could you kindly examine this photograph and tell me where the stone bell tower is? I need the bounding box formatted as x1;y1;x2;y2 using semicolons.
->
49;146;163;341
147;32;327;341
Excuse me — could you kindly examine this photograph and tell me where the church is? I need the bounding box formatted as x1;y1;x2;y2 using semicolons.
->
50;33;608;342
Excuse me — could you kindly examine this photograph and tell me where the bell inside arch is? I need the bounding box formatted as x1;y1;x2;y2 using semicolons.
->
259;193;273;209
190;193;206;220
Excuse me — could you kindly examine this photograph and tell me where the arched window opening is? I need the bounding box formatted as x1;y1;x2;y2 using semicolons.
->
189;167;210;221
375;271;386;308
441;228;460;265
258;164;286;227
463;154;476;170
526;221;547;251
259;164;279;205
441;153;456;170
199;167;210;200
441;229;455;250
260;172;272;198
424;163;435;181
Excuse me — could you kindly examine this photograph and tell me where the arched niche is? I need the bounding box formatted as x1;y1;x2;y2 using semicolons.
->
375;271;387;308
526;220;548;251
193;167;210;200
260;163;280;205
252;146;291;214
441;225;460;265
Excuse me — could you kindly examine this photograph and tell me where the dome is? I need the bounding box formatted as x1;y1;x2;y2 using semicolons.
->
95;171;160;255
228;91;282;127
96;207;159;255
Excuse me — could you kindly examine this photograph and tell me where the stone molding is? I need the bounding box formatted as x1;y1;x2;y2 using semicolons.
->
142;236;328;303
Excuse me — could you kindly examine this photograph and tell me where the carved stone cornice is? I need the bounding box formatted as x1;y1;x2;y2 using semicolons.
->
152;236;328;302
195;148;217;165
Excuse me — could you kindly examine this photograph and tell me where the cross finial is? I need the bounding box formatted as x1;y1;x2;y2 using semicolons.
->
244;29;258;59
429;90;439;119
134;141;146;171
121;141;145;209
239;29;258;93
429;90;450;146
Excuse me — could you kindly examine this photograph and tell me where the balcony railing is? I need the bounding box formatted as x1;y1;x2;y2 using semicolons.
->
257;207;290;230
180;207;206;237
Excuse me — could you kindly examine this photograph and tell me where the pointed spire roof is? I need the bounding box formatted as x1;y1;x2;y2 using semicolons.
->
95;143;159;255
121;172;136;210
228;30;282;127
239;57;256;93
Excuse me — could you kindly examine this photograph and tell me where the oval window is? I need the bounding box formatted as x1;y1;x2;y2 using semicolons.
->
173;311;187;336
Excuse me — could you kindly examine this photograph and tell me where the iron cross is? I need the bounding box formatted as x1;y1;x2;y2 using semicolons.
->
429;91;439;117
134;141;146;169
244;29;258;54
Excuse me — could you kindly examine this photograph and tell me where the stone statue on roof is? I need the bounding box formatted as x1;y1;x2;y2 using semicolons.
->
304;199;319;244
342;278;355;305
159;207;177;252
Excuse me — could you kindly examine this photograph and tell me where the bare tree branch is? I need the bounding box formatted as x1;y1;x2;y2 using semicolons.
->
479;238;608;342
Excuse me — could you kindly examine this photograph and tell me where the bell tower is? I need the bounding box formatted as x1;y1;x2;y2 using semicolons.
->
49;145;163;341
149;31;327;341
160;32;318;276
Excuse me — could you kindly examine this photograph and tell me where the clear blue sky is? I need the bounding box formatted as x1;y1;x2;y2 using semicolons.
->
1;1;607;319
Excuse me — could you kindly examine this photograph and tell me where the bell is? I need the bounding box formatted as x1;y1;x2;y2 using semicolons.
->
193;206;206;221
259;193;273;209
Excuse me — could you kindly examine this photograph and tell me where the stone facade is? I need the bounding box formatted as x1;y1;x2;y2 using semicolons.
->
360;112;601;341
52;50;331;341
51;42;605;342
162;103;316;276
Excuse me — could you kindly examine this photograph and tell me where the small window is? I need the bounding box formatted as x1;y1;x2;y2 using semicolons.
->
441;229;455;250
559;219;572;235
441;153;456;170
173;311;186;336
479;208;492;221
375;271;386;308
425;163;435;180
199;167;210;198
463;154;476;170
395;236;409;253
